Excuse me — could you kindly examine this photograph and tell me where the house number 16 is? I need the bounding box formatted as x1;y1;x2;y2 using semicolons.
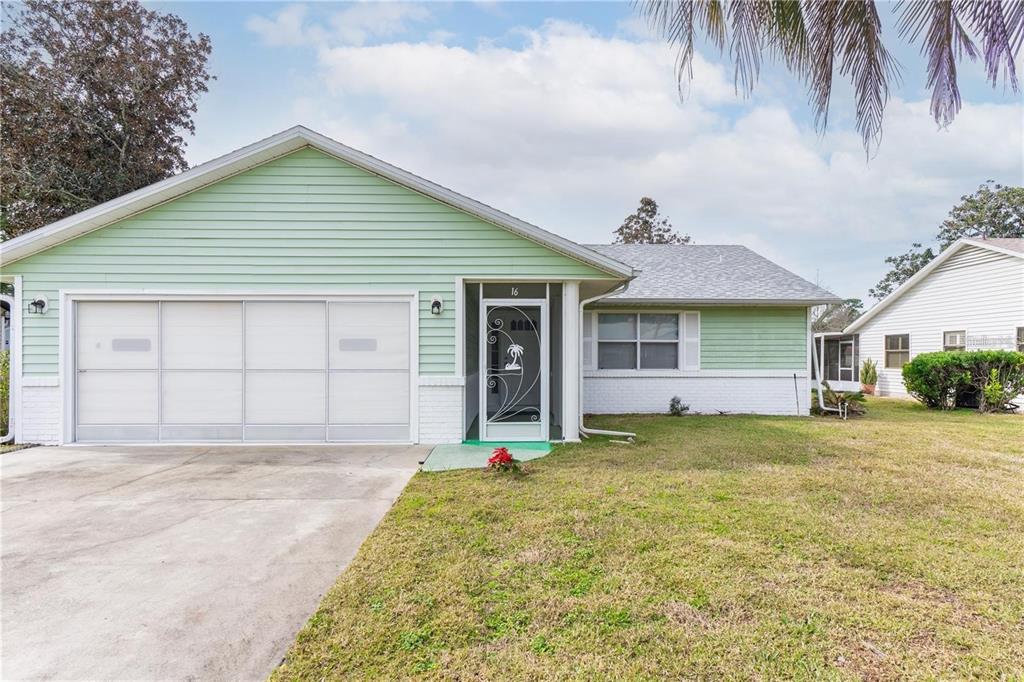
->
511;287;519;296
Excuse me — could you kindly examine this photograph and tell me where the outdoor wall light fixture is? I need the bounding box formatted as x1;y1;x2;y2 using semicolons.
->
28;295;48;315
431;296;443;315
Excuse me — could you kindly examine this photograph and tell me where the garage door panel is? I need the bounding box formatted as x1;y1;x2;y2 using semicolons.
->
328;424;409;441
245;372;326;425
329;372;409;424
77;424;160;442
162;302;242;370
329;302;409;370
161;372;243;424
77;302;158;370
246;302;326;370
77;372;158;424
161;425;244;441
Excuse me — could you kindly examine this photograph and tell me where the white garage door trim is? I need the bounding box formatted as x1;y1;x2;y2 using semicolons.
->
59;291;419;444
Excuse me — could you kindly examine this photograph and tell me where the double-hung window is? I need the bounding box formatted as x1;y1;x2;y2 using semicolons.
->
884;334;910;368
596;312;699;370
943;330;966;351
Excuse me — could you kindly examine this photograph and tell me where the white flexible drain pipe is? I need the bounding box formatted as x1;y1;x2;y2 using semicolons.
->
578;283;636;442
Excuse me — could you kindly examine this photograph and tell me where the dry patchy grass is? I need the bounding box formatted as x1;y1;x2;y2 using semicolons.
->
274;399;1024;680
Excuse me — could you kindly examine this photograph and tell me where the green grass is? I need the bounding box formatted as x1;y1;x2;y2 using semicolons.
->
274;399;1024;680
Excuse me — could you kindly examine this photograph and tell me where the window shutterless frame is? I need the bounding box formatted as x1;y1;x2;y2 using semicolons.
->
595;311;699;371
884;333;910;369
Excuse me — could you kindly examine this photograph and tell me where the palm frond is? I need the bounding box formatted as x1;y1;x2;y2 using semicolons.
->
896;0;978;128
960;0;1022;92
803;1;840;133
834;1;900;153
635;0;726;86
727;0;774;96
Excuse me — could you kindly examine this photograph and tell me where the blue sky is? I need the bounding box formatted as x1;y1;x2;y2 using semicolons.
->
155;1;1023;302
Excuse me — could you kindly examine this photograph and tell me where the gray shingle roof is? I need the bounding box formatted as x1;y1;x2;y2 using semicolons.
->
586;244;841;304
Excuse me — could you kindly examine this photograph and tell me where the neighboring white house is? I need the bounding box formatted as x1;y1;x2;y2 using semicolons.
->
832;238;1024;396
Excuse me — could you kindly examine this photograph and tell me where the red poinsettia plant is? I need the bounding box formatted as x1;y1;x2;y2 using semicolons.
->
486;446;520;472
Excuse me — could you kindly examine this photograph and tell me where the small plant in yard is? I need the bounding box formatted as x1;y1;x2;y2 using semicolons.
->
486;446;520;473
668;396;689;416
861;358;878;394
812;381;867;417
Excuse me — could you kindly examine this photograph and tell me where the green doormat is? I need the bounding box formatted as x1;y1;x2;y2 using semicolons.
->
421;442;553;472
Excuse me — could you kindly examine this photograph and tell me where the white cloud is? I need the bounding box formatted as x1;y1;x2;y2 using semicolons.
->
244;18;1022;301
245;5;322;47
329;2;432;46
246;2;432;48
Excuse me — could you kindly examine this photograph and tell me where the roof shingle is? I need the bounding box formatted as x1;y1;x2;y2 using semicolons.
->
586;243;840;304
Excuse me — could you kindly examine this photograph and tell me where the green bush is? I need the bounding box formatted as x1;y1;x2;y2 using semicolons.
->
902;350;1024;412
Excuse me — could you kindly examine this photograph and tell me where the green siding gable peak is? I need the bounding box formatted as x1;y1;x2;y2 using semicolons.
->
6;146;618;375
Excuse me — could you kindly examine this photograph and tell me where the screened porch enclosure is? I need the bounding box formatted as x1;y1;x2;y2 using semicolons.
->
812;333;860;386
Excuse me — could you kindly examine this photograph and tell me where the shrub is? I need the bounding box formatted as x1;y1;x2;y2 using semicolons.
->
811;381;867;417
861;358;878;386
902;350;1024;412
668;396;689;416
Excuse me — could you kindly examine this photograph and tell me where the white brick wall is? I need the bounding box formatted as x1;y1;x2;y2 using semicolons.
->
417;381;464;444
21;383;61;444
584;373;810;416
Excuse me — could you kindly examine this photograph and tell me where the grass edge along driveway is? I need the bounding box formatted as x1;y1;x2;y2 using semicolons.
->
274;399;1024;680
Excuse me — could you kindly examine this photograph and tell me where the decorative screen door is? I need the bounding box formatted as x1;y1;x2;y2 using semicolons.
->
479;298;548;441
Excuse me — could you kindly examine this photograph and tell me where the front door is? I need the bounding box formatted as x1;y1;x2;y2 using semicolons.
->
480;299;548;441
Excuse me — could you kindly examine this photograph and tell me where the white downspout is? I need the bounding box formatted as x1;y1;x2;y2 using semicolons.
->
811;334;845;418
579;283;636;442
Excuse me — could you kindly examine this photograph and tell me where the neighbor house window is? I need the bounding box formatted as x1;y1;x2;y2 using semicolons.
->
1018;327;1024;353
597;312;699;370
884;334;910;368
943;330;966;351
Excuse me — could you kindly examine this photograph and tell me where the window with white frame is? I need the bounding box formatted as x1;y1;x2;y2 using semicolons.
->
596;312;699;370
884;334;910;368
943;330;966;351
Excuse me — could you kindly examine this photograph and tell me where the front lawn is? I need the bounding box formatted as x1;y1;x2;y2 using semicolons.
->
275;399;1024;679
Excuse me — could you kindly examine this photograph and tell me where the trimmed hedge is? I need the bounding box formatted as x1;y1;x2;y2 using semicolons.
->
902;350;1024;412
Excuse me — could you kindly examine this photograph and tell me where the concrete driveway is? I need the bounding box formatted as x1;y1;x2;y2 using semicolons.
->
1;443;427;681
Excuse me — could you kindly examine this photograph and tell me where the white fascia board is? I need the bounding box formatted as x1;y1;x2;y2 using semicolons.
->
844;239;979;334
1;125;635;280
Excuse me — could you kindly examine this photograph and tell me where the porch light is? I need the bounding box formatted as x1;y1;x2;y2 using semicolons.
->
28;295;48;315
431;296;443;315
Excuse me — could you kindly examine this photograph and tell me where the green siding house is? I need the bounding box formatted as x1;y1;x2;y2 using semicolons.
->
0;126;838;445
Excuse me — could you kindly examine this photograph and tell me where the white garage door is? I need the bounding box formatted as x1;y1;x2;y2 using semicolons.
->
75;299;411;442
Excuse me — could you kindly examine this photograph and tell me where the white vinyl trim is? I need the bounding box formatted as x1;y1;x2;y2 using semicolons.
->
11;277;23;443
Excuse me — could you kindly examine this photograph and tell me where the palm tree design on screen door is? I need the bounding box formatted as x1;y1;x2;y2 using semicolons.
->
486;306;540;424
505;342;524;370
